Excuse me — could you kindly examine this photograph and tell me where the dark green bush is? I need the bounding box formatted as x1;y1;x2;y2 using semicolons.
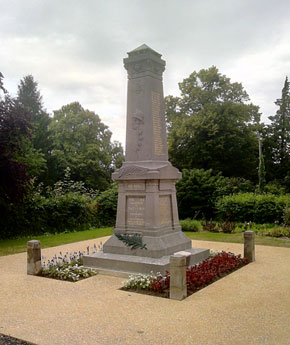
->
95;182;118;226
218;219;236;233
216;193;290;223
201;220;218;232
180;219;201;232
176;169;221;219
263;226;290;238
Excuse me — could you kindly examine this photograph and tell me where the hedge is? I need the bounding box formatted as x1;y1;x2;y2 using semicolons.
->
216;193;290;223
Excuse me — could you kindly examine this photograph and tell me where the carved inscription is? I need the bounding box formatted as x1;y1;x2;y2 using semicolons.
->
151;91;164;156
126;197;145;226
126;182;145;190
159;195;172;225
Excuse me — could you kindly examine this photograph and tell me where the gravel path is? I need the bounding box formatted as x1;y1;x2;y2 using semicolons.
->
0;334;35;345
0;238;290;345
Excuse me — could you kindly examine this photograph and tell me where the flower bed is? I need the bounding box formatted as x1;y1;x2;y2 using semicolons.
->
122;251;248;298
41;244;101;282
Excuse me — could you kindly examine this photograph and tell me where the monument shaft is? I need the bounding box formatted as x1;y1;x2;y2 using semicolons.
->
105;44;191;258
83;45;209;273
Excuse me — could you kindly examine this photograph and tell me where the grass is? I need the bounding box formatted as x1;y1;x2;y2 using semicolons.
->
0;227;113;256
1;224;290;257
186;231;290;248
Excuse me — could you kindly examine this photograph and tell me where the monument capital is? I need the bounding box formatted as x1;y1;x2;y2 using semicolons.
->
124;44;166;80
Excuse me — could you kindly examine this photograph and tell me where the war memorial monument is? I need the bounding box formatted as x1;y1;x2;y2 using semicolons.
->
83;44;209;274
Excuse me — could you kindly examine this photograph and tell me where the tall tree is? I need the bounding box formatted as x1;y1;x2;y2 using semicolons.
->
266;77;290;180
0;75;31;201
17;75;52;160
165;66;260;181
49;102;124;190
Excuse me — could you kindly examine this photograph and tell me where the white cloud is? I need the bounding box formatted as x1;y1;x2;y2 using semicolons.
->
1;0;290;146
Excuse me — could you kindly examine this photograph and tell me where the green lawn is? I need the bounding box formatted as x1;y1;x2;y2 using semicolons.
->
185;231;290;248
1;227;290;257
0;227;113;256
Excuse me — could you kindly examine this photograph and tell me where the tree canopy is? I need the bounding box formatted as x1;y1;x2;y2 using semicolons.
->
166;66;260;181
48;102;124;190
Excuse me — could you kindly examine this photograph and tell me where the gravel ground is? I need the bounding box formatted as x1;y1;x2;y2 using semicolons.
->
0;334;35;345
1;238;290;345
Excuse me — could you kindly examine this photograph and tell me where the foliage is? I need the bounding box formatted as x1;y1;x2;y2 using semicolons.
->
123;252;247;297
0;228;112;256
123;272;157;290
264;181;285;195
218;219;236;233
213;176;254;200
180;219;201;232
115;233;147;250
176;169;255;220
185;252;247;293
95;182;118;226
0;86;31;202
262;226;290;238
258;135;266;193
41;246;99;281
216;193;290;223
16;75;51;180
201;220;218;232
0;169;99;239
283;207;290;226
48;102;124;190
176;168;221;219
166;66;260;181
265;77;290;181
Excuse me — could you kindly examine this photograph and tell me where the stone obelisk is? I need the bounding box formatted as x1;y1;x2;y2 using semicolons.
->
83;44;209;274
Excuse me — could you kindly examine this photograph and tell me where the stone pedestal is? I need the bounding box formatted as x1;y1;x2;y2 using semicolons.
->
244;231;255;262
83;44;209;274
27;240;42;275
170;254;187;301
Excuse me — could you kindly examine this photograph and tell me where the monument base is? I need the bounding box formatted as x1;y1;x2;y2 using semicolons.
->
83;247;210;275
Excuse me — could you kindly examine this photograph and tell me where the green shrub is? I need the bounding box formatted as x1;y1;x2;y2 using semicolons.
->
176;169;221;219
201;220;219;232
180;219;201;232
95;182;118;226
263;226;290;238
216;193;290;223
218;219;236;233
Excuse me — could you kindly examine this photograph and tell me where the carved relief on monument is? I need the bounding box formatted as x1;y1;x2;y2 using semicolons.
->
125;60;165;78
116;165;148;178
159;195;172;225
151;91;165;156
131;109;144;157
126;196;145;227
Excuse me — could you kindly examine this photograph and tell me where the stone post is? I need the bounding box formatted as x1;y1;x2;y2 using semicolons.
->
169;254;187;301
244;231;255;262
27;240;42;275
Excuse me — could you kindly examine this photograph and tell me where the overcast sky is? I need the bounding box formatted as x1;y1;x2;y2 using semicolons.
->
1;0;290;145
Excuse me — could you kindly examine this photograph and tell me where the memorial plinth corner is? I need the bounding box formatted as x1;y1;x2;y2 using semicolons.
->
83;44;209;274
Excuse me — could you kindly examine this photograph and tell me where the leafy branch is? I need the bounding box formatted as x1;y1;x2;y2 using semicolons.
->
115;233;147;250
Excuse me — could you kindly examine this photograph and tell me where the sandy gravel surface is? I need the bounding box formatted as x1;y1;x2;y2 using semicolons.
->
0;237;290;345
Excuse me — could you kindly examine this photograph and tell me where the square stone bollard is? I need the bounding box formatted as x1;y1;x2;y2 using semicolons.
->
244;231;255;262
169;254;187;301
27;240;42;275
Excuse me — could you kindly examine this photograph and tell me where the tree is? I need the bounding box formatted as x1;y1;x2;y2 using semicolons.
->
0;75;31;201
266;77;290;181
165;66;260;181
258;134;266;193
49;102;124;190
17;75;52;163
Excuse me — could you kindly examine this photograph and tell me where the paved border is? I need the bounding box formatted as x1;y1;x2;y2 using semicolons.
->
0;238;290;345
